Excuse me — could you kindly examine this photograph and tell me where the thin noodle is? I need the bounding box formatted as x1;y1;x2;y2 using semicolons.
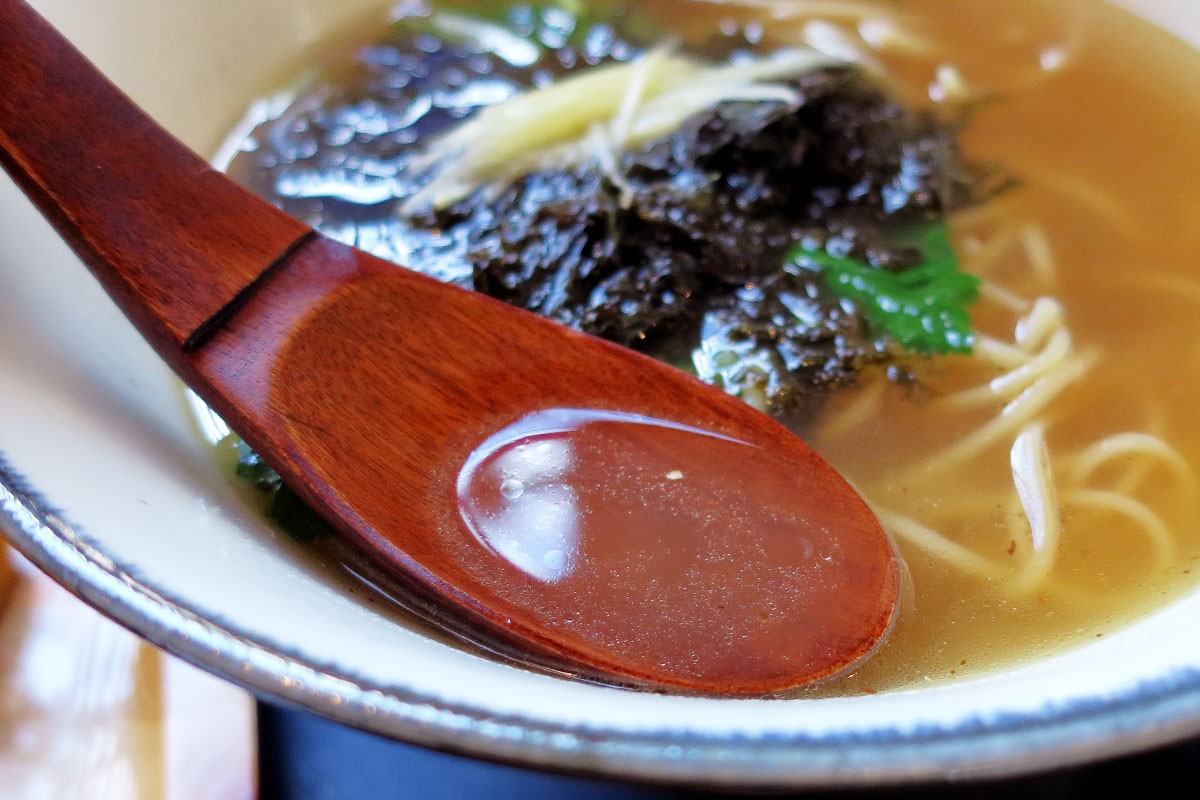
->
1019;223;1058;290
978;280;1031;314
1062;488;1176;569
874;508;1000;579
1008;424;1062;594
952;192;1023;231
900;353;1093;482
1023;167;1140;241
989;329;1072;399
974;334;1037;370
1011;423;1058;552
1005;494;1054;594
1111;405;1173;496
957;226;1019;278
1014;298;1064;351
940;326;1071;410
817;370;888;441
938;380;1013;411
1067;432;1197;497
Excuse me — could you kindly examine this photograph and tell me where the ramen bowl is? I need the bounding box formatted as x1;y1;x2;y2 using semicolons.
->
3;0;1200;789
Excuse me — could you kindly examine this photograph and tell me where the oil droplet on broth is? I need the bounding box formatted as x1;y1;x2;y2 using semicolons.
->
456;408;898;692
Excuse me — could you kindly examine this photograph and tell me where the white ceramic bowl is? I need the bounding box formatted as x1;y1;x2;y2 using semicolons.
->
4;0;1200;789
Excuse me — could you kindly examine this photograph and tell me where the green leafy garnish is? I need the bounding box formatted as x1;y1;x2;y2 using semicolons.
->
234;439;333;541
267;486;337;542
787;222;979;355
233;438;282;493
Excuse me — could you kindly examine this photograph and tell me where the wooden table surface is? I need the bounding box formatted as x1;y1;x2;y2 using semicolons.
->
0;543;256;800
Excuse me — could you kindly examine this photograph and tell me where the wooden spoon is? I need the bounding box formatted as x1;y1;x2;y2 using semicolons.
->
0;0;899;696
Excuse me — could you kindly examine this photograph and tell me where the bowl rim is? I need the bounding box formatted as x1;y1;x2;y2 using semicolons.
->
6;455;1200;789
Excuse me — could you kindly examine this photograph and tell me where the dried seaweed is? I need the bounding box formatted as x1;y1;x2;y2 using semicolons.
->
232;1;990;423
412;68;980;415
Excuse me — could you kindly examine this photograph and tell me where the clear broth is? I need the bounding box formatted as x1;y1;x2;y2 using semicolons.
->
216;0;1200;694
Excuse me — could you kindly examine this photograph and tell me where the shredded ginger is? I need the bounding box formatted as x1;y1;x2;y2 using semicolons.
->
403;43;841;211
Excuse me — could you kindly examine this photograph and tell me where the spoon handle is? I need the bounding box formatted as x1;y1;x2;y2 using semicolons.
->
0;0;312;353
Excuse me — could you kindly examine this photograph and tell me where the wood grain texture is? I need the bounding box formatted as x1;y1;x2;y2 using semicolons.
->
0;0;900;694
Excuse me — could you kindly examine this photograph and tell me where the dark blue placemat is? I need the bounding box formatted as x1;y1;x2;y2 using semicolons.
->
256;700;1200;800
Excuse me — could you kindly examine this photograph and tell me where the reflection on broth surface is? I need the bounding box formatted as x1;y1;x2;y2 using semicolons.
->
453;407;897;691
212;0;1200;694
